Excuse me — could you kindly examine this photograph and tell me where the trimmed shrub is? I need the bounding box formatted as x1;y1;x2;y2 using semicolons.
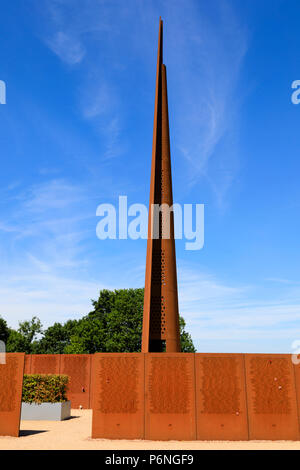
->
22;374;69;404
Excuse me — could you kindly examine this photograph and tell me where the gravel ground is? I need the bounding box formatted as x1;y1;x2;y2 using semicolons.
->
0;410;300;450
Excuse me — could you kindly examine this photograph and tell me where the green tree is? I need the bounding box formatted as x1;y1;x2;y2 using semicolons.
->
34;320;78;354
0;316;9;344
18;316;43;343
179;317;196;352
64;318;106;354
65;288;195;353
2;289;196;354
6;329;31;353
6;316;43;354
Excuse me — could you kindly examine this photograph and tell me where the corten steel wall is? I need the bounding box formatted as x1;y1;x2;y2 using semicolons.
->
0;353;25;437
31;354;61;374
23;352;300;440
91;353;300;441
25;355;92;409
244;354;299;440
91;353;145;439
24;354;32;374
60;354;92;409
195;354;249;440
294;357;300;437
145;353;196;440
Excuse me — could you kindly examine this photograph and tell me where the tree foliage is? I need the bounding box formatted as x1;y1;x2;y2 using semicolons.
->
6;329;31;353
2;288;196;353
6;316;43;354
0;316;9;344
36;321;78;354
18;316;43;343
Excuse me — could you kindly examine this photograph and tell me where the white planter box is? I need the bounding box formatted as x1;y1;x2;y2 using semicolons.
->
21;401;71;421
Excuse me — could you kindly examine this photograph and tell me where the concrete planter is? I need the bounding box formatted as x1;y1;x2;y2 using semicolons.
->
21;401;71;421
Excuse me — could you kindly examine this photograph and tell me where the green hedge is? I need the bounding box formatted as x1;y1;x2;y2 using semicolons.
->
22;374;69;404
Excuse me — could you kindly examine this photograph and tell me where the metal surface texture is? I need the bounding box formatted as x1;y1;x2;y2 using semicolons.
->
145;353;196;440
294;356;300;436
245;354;299;440
22;352;300;440
0;353;25;437
142;18;181;353
195;353;249;440
24;354;32;374
60;354;91;409
31;354;61;375
91;353;145;439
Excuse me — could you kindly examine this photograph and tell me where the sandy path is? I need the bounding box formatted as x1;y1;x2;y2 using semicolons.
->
1;410;300;450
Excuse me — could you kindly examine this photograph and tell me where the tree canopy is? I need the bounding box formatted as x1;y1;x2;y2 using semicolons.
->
1;288;196;353
0;317;9;344
5;316;43;354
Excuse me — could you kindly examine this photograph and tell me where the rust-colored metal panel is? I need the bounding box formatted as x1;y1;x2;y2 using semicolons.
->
293;356;300;435
142;18;181;353
0;353;25;437
145;353;196;440
24;355;32;374
195;354;249;440
89;354;95;409
245;354;299;440
60;355;91;409
31;354;61;374
91;353;145;439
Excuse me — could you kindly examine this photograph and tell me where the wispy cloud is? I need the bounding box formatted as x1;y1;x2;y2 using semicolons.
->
81;82;116;120
79;80;124;160
22;179;85;212
0;177;105;327
38;0;248;182
177;263;300;353
130;258;300;352
42;0;110;65
0;178;93;268
46;31;85;65
37;0;126;160
0;271;103;327
265;278;300;285
165;1;248;206
2;177;300;351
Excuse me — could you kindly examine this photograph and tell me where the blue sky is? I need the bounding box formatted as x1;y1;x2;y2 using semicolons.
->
1;0;300;353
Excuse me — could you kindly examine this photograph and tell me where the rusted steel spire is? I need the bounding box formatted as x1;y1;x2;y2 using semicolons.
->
142;18;181;353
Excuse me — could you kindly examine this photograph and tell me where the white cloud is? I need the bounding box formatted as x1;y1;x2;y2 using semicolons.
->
0;222;18;233
1;179;300;351
22;179;85;212
0;271;103;328
46;31;85;65
38;0;125;161
177;264;300;352
0;178;100;328
0;178;94;269
79;81;124;159
81;82;116;120
165;1;248;206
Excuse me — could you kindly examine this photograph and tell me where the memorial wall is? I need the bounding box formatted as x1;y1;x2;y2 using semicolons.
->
26;354;92;409
22;352;300;440
0;353;25;437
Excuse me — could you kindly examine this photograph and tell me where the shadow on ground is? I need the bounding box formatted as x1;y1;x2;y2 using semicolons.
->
19;430;48;437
